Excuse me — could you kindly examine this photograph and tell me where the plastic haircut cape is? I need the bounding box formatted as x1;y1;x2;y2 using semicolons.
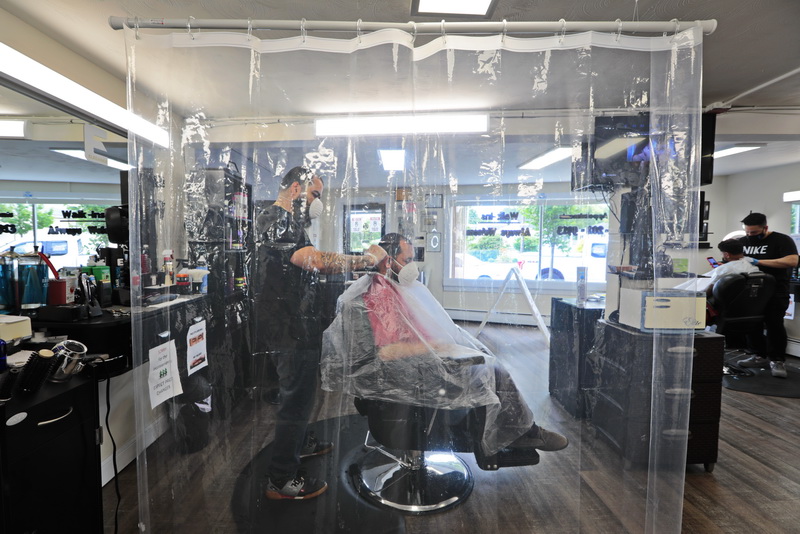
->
321;273;534;454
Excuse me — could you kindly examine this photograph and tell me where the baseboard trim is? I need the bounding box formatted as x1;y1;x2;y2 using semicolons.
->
101;414;169;486
787;338;800;357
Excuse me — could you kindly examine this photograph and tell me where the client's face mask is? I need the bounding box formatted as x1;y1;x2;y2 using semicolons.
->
390;259;419;286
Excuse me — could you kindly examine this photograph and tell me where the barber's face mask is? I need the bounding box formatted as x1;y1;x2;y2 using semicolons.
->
308;197;324;220
292;196;323;227
390;260;419;286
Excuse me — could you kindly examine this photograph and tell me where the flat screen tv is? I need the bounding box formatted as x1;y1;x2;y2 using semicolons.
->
571;112;715;191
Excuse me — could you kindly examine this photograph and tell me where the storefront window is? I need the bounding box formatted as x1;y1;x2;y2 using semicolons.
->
0;202;114;270
451;201;609;283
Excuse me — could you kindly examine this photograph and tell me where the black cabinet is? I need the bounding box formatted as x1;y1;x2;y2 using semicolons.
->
586;320;724;471
549;297;605;418
0;373;102;533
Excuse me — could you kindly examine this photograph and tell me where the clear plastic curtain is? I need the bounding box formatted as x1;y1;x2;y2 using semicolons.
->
124;25;702;533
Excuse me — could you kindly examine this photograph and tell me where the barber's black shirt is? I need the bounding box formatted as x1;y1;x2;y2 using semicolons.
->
252;204;321;352
739;231;798;293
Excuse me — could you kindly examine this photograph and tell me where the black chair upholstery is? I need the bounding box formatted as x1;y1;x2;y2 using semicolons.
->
710;271;776;335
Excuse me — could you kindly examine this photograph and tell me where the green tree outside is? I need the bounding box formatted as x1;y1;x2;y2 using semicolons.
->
0;203;55;237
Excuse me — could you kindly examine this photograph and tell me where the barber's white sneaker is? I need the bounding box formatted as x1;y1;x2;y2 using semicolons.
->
770;361;788;378
737;355;769;368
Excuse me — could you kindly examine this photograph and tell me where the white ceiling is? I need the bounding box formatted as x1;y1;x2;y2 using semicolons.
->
1;0;799;193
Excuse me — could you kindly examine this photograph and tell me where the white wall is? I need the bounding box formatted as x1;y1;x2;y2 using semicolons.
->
723;162;799;235
691;162;798;269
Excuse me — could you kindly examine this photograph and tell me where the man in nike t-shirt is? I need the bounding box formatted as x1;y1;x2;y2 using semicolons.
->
736;212;799;378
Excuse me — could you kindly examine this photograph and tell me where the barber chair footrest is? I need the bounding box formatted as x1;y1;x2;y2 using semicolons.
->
475;446;541;471
350;448;473;515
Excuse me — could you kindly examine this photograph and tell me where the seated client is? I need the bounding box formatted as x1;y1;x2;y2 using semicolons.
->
706;239;760;294
321;233;568;457
705;239;760;315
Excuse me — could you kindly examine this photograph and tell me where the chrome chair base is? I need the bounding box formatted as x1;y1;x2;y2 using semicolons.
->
352;448;473;515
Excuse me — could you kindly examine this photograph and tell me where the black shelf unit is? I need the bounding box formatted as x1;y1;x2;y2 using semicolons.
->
184;165;252;413
548;297;605;418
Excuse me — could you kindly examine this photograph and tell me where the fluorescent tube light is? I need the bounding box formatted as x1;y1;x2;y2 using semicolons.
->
783;191;800;203
595;136;645;159
0;43;169;147
51;149;130;171
413;0;496;16
316;114;488;136
379;150;406;171
712;145;762;159
0;120;26;138
519;147;573;170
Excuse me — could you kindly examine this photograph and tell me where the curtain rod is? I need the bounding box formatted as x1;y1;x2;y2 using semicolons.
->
108;17;717;35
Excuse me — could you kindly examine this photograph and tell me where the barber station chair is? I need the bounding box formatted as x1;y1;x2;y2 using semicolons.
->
710;272;775;347
351;386;540;514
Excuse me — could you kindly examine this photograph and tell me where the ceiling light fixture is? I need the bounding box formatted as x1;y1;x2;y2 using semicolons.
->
0;119;26;138
518;147;573;170
411;0;498;17
316;113;488;136
783;191;800;203
594;136;646;159
0;43;169;147
378;149;406;171
712;144;764;159
51;149;130;171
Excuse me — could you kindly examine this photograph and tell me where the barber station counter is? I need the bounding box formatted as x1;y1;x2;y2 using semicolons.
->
27;294;213;484
0;370;103;533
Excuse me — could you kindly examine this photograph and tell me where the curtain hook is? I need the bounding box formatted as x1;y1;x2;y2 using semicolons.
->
615;18;623;42
300;18;307;43
441;19;447;46
134;16;140;40
501;19;508;44
672;18;681;40
409;21;417;44
187;16;195;40
558;18;567;44
247;18;253;41
356;18;362;45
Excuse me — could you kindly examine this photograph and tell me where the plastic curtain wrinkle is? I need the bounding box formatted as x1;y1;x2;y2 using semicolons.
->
125;26;702;533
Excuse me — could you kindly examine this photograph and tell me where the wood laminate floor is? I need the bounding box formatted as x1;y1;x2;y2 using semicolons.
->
102;323;800;533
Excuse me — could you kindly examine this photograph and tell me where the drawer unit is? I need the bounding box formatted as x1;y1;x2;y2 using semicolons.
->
587;320;724;471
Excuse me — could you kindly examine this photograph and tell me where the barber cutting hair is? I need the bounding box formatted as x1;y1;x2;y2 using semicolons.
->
321;233;568;457
253;166;387;500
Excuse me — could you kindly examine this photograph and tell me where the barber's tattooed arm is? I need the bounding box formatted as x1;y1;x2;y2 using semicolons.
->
291;246;378;274
319;252;374;273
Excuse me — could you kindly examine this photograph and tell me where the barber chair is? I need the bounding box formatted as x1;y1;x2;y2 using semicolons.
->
711;271;776;334
710;272;775;348
350;395;540;514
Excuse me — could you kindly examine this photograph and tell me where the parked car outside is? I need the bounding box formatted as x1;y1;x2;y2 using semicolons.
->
0;236;92;271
